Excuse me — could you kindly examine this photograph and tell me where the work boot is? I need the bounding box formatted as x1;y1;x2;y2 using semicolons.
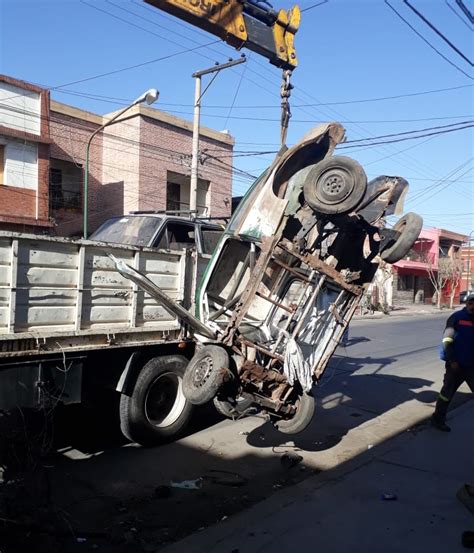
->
430;415;451;432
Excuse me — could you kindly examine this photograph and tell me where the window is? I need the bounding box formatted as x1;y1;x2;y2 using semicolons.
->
166;171;209;215
397;274;414;291
50;168;63;210
201;226;222;254
155;222;196;251
166;181;181;211
49;159;82;210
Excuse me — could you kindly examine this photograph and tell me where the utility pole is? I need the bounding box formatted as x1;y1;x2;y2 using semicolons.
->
190;55;246;214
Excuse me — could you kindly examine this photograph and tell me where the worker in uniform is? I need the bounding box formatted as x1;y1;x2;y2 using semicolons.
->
431;292;474;432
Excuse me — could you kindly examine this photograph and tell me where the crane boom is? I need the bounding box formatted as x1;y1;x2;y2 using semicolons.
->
144;0;300;70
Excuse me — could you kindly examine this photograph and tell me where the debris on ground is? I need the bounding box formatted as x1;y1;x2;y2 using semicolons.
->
280;452;303;470
381;493;398;501
170;478;203;490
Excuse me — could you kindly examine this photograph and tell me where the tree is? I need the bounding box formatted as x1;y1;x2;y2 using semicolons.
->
427;257;463;309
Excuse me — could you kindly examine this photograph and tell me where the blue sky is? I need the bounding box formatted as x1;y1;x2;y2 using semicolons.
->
1;0;473;235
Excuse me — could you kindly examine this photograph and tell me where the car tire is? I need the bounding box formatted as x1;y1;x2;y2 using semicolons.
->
380;212;423;264
182;345;230;405
274;391;315;434
119;355;193;446
303;156;367;215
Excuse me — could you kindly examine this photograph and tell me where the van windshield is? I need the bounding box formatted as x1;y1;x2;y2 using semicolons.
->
90;216;162;247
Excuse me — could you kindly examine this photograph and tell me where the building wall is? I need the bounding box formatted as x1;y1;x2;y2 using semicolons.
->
138;109;233;217
49;104;103;237
461;245;473;292
0;76;51;231
1;76;234;237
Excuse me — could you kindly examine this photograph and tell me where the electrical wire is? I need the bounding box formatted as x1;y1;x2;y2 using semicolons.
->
403;0;473;66
385;0;473;80
445;0;474;30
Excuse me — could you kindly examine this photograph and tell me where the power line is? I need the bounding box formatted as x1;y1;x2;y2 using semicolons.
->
444;0;472;31
456;0;474;24
301;1;329;12
445;0;474;30
403;0;473;66
385;0;473;80
343;120;474;143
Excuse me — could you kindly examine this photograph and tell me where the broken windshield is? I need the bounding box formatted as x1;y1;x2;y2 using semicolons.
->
90;216;162;247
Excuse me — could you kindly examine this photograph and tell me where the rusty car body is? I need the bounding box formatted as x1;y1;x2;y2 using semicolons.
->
115;122;422;434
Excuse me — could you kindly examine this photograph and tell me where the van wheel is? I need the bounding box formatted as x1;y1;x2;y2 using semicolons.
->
182;345;230;405
380;212;423;264
303;156;367;215
274;391;315;434
120;355;193;446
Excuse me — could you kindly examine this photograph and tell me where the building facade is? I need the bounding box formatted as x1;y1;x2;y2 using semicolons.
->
0;76;53;233
1;75;234;237
390;227;467;307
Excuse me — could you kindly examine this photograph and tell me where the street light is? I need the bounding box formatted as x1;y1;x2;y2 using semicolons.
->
83;88;159;238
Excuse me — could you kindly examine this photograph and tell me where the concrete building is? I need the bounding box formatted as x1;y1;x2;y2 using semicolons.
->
1;75;234;237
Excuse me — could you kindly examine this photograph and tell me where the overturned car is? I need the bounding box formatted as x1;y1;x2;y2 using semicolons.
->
115;122;422;435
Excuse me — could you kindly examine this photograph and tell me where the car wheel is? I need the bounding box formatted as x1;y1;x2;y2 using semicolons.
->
380;212;423;264
274;390;315;434
182;345;230;405
303;156;367;215
119;355;193;446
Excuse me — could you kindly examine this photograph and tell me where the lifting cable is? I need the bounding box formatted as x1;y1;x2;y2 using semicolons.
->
280;69;294;148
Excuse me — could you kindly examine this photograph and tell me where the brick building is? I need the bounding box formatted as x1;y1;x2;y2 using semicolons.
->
1;75;234;237
0;76;53;233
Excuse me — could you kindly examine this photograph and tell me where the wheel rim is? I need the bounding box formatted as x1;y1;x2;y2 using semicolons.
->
316;167;354;204
144;372;187;428
192;355;214;388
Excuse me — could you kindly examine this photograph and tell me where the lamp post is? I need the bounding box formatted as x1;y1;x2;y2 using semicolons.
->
83;88;159;238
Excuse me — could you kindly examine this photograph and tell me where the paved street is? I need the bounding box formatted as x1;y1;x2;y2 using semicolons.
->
28;310;472;552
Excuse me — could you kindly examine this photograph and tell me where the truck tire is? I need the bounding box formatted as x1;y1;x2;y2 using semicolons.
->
119;355;193;446
182;345;230;405
380;212;423;264
274;391;315;434
303;156;367;215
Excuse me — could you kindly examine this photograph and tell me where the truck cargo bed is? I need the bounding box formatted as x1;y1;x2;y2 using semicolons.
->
0;232;187;357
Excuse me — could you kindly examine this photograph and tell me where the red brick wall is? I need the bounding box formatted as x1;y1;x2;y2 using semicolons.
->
139;116;233;217
49;111;103;236
0;77;51;230
49;107;233;236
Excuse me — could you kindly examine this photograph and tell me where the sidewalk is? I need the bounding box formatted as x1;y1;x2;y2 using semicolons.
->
353;303;458;320
161;399;474;553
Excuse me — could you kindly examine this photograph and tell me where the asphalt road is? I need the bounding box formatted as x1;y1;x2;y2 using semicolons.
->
8;312;470;553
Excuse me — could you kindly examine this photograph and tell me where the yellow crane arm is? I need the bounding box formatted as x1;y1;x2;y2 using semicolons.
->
144;0;300;70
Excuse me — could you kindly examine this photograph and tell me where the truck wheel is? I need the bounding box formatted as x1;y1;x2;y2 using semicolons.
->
182;345;230;405
303;156;367;215
274;391;315;434
380;212;423;264
119;355;193;446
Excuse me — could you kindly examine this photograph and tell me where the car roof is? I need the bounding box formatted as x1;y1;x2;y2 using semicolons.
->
121;212;225;229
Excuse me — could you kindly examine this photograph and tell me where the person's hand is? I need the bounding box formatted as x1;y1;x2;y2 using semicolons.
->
449;360;460;371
